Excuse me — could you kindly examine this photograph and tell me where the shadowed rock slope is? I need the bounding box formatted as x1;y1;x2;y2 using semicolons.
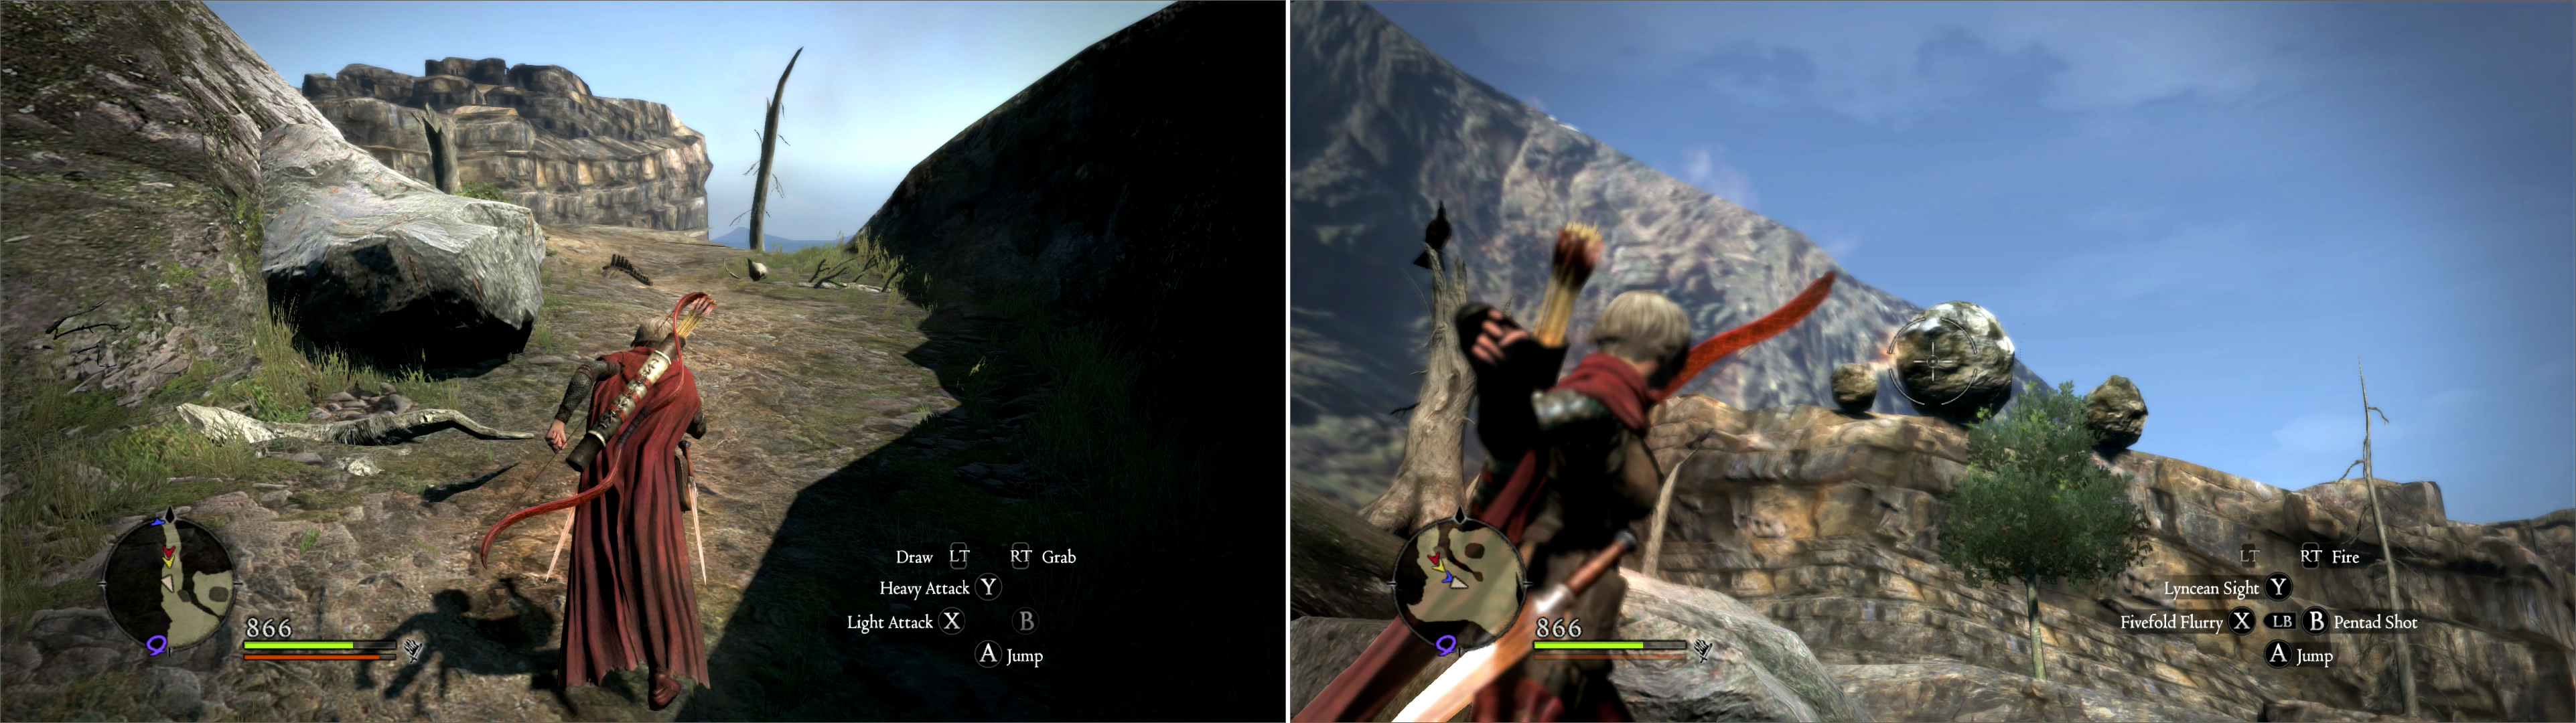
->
1289;1;2047;508
855;0;1273;425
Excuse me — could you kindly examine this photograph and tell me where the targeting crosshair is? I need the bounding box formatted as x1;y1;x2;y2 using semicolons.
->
1886;316;1988;408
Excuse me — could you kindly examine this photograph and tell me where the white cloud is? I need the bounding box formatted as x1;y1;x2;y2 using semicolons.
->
2273;412;2356;455
1817;234;1861;260
2425;388;2483;409
1679;143;1759;210
1448;3;2318;127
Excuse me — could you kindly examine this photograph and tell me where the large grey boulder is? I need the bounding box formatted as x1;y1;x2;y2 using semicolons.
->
1616;574;1869;722
1887;301;2019;423
259;123;543;367
2085;374;2148;450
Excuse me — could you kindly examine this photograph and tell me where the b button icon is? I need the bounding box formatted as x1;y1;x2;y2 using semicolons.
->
1015;607;1039;635
2303;606;2328;637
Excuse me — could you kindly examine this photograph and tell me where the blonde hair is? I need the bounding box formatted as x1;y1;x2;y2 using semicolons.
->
1590;291;1690;366
631;317;675;347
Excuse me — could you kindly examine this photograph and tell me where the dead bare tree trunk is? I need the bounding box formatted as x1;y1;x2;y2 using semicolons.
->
747;48;802;255
2358;359;2418;718
1358;212;1473;535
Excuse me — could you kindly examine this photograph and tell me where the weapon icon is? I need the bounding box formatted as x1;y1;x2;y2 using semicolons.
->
1692;638;1713;661
402;638;424;663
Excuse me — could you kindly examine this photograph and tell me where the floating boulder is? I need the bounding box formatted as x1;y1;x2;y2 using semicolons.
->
1831;363;1876;413
2084;374;2147;450
1887;301;2017;422
259;123;544;368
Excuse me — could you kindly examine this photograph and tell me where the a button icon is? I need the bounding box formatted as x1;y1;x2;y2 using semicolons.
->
2265;572;2293;601
2229;607;2256;635
2264;639;2291;668
975;639;1002;669
2299;542;2322;570
975;572;1003;601
949;542;971;570
2303;606;2328;636
1015;607;1038;635
1011;542;1033;570
940;607;964;635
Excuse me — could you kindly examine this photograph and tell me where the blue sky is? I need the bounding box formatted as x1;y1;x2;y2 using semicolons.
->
1371;1;2573;524
208;1;1166;242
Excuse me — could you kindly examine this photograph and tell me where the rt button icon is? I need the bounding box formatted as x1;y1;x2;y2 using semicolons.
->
2299;542;2323;570
1011;542;1033;570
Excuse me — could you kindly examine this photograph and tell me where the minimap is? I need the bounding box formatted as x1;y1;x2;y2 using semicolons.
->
1392;515;1526;654
101;512;236;655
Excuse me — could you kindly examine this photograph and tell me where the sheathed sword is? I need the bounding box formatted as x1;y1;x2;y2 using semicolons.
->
683;438;705;582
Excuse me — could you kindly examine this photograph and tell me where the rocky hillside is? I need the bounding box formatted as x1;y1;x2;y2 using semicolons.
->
1289;1;2047;507
2;0;328;408
302;58;710;230
855;0;1273;423
1642;396;2574;721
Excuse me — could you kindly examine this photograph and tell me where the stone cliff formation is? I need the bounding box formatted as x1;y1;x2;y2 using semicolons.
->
1640;396;2573;720
3;0;334;406
301;58;709;230
1290;1;2048;508
855;0;1272;424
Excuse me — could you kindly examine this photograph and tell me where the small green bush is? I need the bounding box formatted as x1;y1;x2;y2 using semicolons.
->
456;180;509;202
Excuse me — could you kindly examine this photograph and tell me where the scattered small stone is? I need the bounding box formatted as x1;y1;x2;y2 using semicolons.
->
259;490;289;505
252;483;286;490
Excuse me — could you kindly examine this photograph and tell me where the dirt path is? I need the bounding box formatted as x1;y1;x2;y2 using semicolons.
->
2;225;1043;720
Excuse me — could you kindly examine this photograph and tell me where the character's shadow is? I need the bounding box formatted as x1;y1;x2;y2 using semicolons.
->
358;582;577;710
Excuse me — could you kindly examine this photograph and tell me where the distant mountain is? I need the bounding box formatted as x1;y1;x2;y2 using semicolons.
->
1289;1;2048;505
709;226;840;250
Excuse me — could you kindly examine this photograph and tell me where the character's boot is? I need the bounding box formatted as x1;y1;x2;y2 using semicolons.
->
649;669;681;710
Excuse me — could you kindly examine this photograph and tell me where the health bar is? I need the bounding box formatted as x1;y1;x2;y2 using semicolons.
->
1531;652;1689;661
1532;640;1687;650
244;653;392;661
243;640;399;650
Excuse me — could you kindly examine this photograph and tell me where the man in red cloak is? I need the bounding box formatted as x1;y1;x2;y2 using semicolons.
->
485;311;710;710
